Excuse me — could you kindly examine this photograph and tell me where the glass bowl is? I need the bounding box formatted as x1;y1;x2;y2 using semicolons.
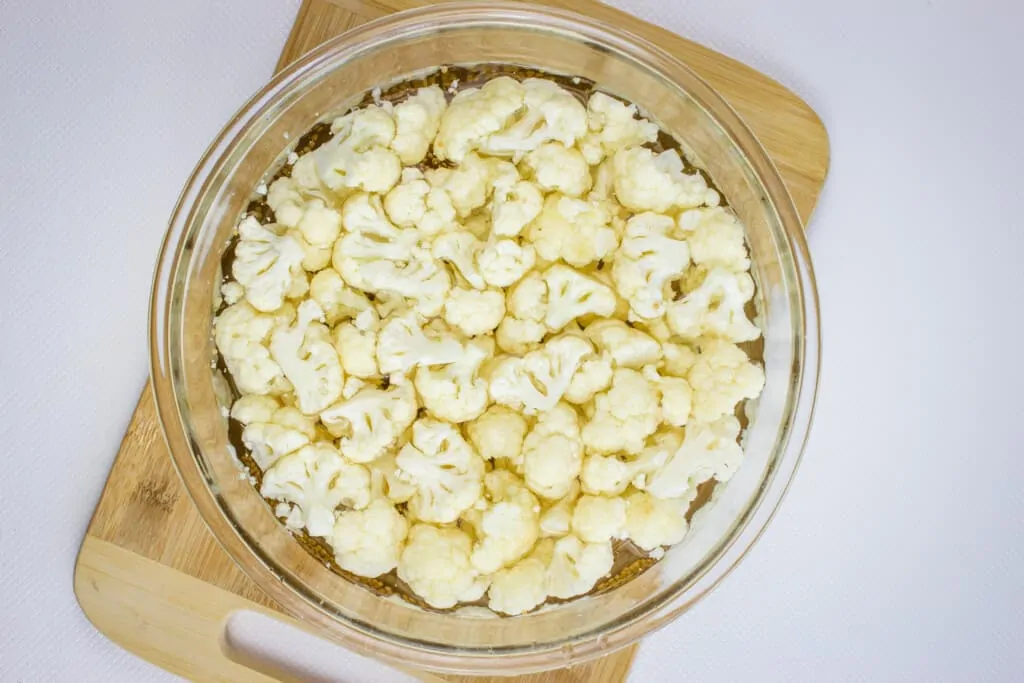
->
150;2;819;675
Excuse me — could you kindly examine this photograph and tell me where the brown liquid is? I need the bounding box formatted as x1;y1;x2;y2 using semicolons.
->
217;63;754;615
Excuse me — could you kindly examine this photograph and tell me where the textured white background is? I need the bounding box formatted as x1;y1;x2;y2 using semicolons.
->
2;0;1023;680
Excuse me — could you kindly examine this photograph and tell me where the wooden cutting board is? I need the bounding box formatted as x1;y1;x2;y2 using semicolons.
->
74;1;829;681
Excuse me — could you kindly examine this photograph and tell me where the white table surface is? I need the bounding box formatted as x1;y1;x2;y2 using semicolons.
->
2;0;1023;680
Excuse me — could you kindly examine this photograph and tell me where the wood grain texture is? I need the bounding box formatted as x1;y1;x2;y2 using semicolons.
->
74;0;829;681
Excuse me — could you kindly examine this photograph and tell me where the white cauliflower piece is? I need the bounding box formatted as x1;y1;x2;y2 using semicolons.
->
331;498;408;577
231;395;316;469
269;300;344;415
667;268;760;342
546;535;613;599
415;337;492;423
266;176;308;229
613;147;717;213
469;470;541;574
308;268;371;325
432;231;486;290
521;402;583;500
642;416;744;499
260;443;371;537
578;92;659;165
314;106;401;193
611;212;690;320
426;152;497;218
332;309;380;379
466;406;529;466
539;483;578;538
661;342;699;377
526;195;618;268
677;206;750;272
580;453;634;496
443;287;505;337
478;238;537;288
383;168;457;236
643;365;693;428
214;302;291;395
319;382;417;463
623;490;692;551
581;368;660;454
368;451;417;504
292;200;342;271
434;77;525;163
488;335;594;414
396;419;485;524
687;339;765;422
232;217;307;312
584;319;662;369
480;78;588;158
375;312;463;375
220;280;244;306
398;525;489;609
390;85;446;165
542;264;617;330
571;495;626;543
565;355;613;404
490;173;543;238
487;541;552;615
522;142;591;197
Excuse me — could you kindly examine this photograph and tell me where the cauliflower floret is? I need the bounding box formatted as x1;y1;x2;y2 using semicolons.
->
308;268;372;325
269;300;344;415
578;92;659;165
266;176;309;229
571;495;626;543
332;308;380;379
488;335;595;414
432;231;487;290
677;206;750;272
542;265;617;330
584;319;662;369
398;525;489;609
214;302;291;395
260;442;371;537
478;238;537;288
426;152;496;218
539;482;579;538
666;268;760;343
490;173;543;238
383;168;457;236
580;453;634;496
611;212;690;320
623;490;693;551
466;406;529;466
434;77;526;163
546;535;613;599
314;106;401;193
232;217;308;313
581;368;660;455
641;416;744;499
643;365;693;428
469;470;541;574
521;402;583;500
220;280;245;306
415;337;492;423
389;85;447;165
496;272;547;351
687;339;765;422
526;195;618;268
522;142;591;197
487;540;552;615
443;287;505;337
565;355;613;404
319;382;417;463
331;498;408;577
662;342;699;377
291;200;342;272
368;451;417;504
376;312;463;375
396;419;485;524
480;78;588;158
613;147;717;213
231;395;316;469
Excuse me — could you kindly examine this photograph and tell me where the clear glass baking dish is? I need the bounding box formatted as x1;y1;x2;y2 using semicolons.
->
150;2;820;675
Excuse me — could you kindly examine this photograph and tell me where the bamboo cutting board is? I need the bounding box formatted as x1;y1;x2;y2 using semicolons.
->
74;1;830;681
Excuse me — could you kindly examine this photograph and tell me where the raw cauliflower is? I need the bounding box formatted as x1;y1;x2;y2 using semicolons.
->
331;498;408;577
571;495;626;543
578;92;659;164
314;106;401;193
480;77;588;158
641;416;744;500
269;300;344;415
215;302;292;395
478;238;537;288
546;534;614;599
232;217;307;313
466;406;529;466
231;394;316;469
487;540;552;615
666;268;761;343
542;264;617;330
521;402;583;500
434;77;525;163
688;338;765;422
469;470;541;574
398;524;489;609
527;195;617;268
488;335;595;414
581;368;660;455
383;168;457;236
308;268;372;325
260;442;371;537
523;142;591;197
565;355;613;404
490;174;543;237
389;85;447;165
611;211;690;320
332;309;380;379
642;365;693;428
415;337;492;423
613;147;718;213
584;319;662;369
396;419;485;524
318;381;417;463
375;312;464;375
677;206;750;272
443;287;505;337
623;490;693;551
